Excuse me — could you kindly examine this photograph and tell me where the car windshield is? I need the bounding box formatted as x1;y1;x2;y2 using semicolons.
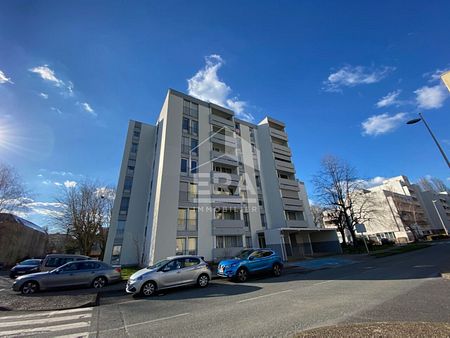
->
147;259;170;269
19;259;40;265
234;250;254;259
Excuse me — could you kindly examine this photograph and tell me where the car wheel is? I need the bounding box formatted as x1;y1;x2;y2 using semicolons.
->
21;281;39;294
141;281;156;296
197;274;209;288
272;263;282;277
236;268;248;282
92;276;107;289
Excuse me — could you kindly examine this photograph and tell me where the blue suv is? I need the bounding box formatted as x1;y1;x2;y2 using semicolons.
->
217;249;283;282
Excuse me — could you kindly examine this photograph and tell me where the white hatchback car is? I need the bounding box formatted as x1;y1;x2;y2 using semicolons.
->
126;256;212;296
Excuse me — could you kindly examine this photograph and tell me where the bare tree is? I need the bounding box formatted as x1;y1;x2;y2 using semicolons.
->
324;208;348;245
310;204;325;228
54;181;115;256
313;156;363;244
0;163;27;213
418;177;449;193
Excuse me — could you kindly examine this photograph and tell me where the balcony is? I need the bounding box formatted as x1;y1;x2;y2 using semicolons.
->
275;159;295;173
210;114;235;129
270;128;288;141
210;132;237;148
212;219;245;236
286;220;309;228
272;143;291;157
211;150;238;166
279;178;299;191
282;197;303;211
211;172;240;186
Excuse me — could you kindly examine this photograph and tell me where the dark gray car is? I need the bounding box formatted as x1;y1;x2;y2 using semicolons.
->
12;260;121;294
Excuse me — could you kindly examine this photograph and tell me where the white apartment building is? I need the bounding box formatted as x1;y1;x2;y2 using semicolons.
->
323;175;445;244
104;89;340;266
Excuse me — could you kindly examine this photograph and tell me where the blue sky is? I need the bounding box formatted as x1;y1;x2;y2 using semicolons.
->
0;1;449;230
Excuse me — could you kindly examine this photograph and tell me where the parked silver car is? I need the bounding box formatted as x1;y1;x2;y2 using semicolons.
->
12;260;121;294
126;256;212;296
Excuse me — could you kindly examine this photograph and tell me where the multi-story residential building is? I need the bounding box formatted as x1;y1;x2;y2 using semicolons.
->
103;89;340;266
416;190;450;235
323;176;435;244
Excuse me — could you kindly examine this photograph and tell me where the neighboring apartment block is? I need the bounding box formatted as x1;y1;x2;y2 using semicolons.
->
323;176;448;244
104;89;340;266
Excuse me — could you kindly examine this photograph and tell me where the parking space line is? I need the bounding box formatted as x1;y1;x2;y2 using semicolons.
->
0;313;92;328
94;312;190;334
237;289;293;304
1;321;90;336
0;307;93;321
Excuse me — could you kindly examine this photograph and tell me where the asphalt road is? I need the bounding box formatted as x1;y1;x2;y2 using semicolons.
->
1;242;450;337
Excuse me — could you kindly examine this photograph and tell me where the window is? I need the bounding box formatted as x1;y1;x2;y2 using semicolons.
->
216;236;243;248
176;238;186;255
126;166;135;176
165;259;183;271
128;159;136;167
124;176;133;191
116;220;126;238
183;99;190;115
130;142;138;153
191;160;198;174
111;244;122;264
285;211;304;221
243;213;250;227
184;257;200;267
177;209;186;231
188;209;197;231
133;131;140;138
176;237;197;255
189;183;197;200
181;158;188;173
181;136;190;154
191;120;198;135
191;138;198;155
245;236;252;248
183;117;190;133
119;197;130;214
190;102;198;117
260;214;267;227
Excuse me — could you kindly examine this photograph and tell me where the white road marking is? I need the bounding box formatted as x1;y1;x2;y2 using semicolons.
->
237;289;293;304
0;313;92;328
0;288;6;292
0;307;93;321
54;333;89;338
94;312;190;334
413;265;434;268
311;280;335;286
1;321;90;336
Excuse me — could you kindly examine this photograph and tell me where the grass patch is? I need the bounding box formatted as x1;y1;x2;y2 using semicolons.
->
370;243;431;258
120;266;140;280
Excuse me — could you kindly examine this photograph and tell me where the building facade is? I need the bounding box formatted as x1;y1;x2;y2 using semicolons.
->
323;176;445;244
104;89;340;266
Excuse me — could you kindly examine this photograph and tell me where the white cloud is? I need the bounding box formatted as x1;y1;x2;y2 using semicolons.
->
81;102;97;117
187;55;254;122
39;92;49;99
364;176;387;187
0;69;13;84
54;182;63;186
324;65;395;92
414;85;447;109
51;107;63;115
15;198;65;220
376;90;402;108
64;180;77;188
29;65;64;86
362;112;407;136
424;68;449;82
29;65;74;97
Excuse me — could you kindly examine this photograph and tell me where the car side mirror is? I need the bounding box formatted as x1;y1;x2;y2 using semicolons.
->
248;256;254;261
161;266;170;272
53;269;60;274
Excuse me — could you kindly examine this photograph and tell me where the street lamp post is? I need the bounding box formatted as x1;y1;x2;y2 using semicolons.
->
406;112;450;168
432;199;449;236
